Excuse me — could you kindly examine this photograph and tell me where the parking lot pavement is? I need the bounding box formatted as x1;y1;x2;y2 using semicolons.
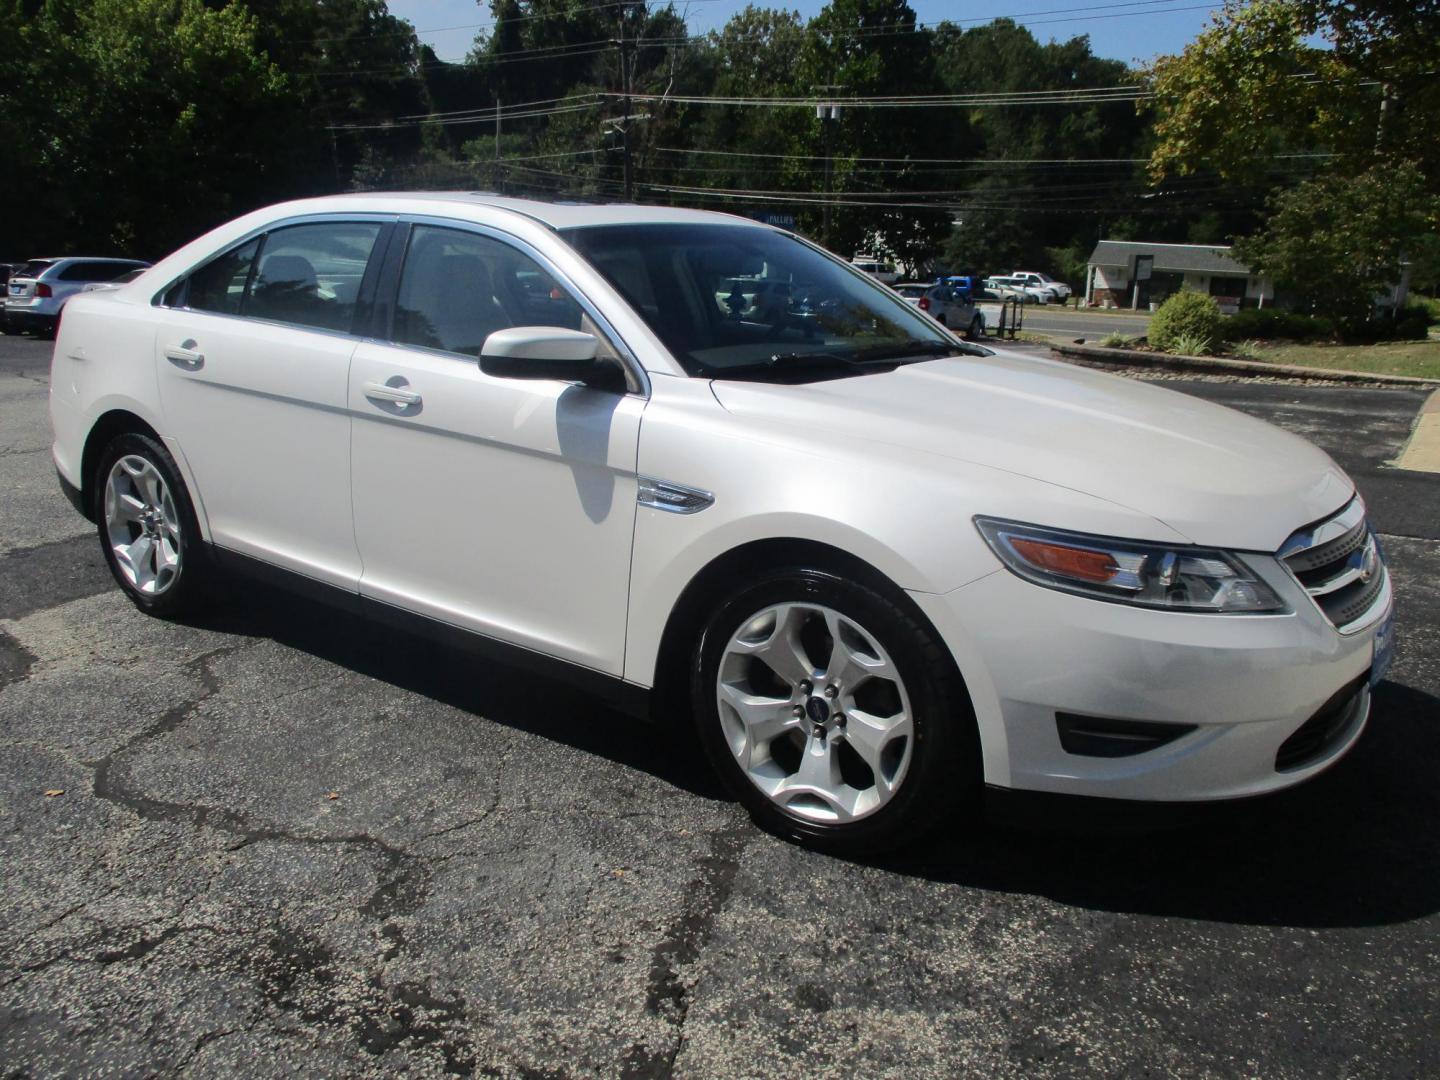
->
2;332;1438;1078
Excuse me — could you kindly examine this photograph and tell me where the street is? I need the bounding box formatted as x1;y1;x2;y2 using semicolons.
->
2;333;1438;1078
1016;306;1152;340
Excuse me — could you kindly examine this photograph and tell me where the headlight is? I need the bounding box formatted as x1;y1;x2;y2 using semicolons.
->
974;517;1287;613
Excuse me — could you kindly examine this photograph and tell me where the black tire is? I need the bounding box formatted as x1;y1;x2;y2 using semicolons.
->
967;316;983;340
0;319;19;336
691;566;978;856
95;432;212;617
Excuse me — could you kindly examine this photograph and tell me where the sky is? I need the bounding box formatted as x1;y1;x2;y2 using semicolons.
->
384;0;1224;67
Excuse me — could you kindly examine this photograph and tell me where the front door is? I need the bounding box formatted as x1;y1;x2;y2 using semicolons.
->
348;223;644;674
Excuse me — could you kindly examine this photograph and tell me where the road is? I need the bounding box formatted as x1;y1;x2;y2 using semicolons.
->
1011;306;1152;340
2;333;1438;1078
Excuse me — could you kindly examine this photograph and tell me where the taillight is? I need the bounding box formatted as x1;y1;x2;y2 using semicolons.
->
918;296;930;311
35;283;52;298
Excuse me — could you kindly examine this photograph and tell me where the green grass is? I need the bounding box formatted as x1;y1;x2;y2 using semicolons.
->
1254;340;1440;380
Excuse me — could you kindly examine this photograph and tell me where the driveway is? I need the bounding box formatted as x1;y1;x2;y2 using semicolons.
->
2;334;1438;1077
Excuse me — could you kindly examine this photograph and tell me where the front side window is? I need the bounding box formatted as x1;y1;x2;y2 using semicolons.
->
563;223;985;379
391;225;589;358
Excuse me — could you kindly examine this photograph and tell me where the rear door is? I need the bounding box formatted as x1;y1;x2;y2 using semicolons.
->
154;217;391;588
347;221;645;674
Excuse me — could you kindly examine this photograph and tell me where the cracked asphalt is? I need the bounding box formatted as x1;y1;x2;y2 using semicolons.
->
2;334;1438;1078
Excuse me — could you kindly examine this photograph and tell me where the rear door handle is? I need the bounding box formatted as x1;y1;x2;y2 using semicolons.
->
164;341;204;370
363;380;422;407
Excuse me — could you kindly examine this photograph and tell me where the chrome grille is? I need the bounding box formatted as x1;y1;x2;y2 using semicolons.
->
1279;499;1388;633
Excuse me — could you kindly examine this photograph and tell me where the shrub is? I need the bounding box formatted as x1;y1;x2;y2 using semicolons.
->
1099;331;1135;348
1168;330;1214;356
1149;290;1222;353
1228;339;1264;361
1219;308;1333;342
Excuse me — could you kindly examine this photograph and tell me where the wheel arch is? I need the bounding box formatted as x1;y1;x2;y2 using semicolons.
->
646;536;976;742
79;409;163;521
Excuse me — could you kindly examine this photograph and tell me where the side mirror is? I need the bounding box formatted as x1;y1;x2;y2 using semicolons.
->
479;327;627;392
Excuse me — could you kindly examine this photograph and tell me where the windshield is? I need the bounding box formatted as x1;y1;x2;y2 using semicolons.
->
561;223;986;379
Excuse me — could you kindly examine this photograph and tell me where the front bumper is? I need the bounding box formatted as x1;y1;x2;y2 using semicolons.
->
911;554;1391;803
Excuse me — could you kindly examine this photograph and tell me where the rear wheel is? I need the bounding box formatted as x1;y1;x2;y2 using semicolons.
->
96;433;212;617
692;567;976;855
967;316;983;339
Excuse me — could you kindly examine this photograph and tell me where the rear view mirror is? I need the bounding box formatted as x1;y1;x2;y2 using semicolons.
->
479;327;626;392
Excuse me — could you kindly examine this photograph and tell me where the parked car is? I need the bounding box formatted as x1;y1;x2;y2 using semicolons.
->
51;194;1392;855
81;267;147;293
981;276;1037;304
893;281;985;338
4;257;151;337
850;255;899;284
1010;271;1071;302
989;274;1051;304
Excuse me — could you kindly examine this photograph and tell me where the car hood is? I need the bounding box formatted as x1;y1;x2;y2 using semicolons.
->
709;349;1353;551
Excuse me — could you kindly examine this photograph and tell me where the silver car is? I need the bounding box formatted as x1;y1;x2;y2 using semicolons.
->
3;257;150;337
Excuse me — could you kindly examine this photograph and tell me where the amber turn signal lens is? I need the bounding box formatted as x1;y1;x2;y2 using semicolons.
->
1008;537;1119;584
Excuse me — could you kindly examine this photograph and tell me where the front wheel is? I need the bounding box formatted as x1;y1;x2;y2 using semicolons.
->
691;568;976;856
96;432;213;617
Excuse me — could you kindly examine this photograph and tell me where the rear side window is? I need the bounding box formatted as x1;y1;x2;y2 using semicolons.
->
185;238;261;315
19;260;55;279
391;225;585;357
57;261;136;282
247;222;381;333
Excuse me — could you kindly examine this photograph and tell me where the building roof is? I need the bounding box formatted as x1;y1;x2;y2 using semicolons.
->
1086;240;1254;276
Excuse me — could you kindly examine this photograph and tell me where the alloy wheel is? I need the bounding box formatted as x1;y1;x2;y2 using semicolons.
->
715;602;914;823
103;454;182;596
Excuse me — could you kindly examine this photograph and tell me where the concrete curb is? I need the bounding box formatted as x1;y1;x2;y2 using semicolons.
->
1050;342;1440;388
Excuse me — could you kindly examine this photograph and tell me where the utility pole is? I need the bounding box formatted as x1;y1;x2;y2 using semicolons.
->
618;16;634;201
814;86;844;249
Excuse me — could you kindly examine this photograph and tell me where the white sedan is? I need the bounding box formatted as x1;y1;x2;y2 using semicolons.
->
50;194;1393;855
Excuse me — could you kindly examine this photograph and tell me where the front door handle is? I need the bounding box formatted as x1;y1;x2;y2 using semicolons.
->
164;341;204;371
363;380;422;407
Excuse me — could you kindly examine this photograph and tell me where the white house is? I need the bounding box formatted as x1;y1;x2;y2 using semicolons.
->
1085;240;1274;313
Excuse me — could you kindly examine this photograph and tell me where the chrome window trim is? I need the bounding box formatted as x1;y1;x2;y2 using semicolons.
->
399;215;651;399
150;212;401;315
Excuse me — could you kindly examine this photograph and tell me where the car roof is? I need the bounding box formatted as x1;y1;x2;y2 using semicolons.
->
295;191;769;233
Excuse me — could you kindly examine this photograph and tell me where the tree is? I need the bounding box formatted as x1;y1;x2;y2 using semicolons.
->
3;0;295;256
1233;162;1440;320
1146;0;1440;316
796;0;956;258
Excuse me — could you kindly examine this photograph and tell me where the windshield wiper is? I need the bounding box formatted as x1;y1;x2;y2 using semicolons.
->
857;341;986;363
705;351;878;382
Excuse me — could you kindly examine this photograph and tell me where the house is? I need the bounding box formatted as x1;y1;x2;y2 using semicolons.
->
1084;240;1274;313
